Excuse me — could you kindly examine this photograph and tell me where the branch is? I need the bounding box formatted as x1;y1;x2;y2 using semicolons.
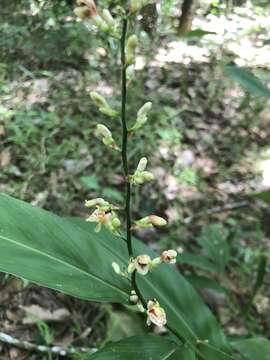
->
0;332;95;357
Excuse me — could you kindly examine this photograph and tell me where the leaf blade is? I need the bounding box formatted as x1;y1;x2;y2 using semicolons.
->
85;335;177;360
232;338;270;360
0;193;130;303
224;65;270;97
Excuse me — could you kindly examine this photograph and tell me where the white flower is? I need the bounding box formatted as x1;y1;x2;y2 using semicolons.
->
128;254;151;275
146;299;167;327
86;199;121;235
160;250;178;264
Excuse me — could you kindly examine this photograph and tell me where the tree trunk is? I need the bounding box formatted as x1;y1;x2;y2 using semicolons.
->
178;0;198;36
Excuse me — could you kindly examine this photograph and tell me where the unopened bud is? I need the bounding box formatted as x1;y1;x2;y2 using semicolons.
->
130;102;152;131
126;35;138;65
130;290;139;304
141;171;155;182
111;217;121;229
85;198;107;208
134;215;167;228
112;262;121;275
137;157;147;172
95;124;112;139
149;215;167;227
90;91;107;108
102;9;115;28
138;102;152;118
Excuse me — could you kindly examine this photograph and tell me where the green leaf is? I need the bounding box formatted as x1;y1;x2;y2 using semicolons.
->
134;242;232;360
0;193;130;303
80;176;100;190
168;346;196;359
186;29;216;38
232;338;270;360
185;275;227;294
105;307;147;343
178;253;220;273
197;224;230;274
85;335;178;360
252;190;270;204
224;65;270;97
0;194;232;359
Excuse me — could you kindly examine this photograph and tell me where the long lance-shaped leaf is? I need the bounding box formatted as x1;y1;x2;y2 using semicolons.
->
224;65;270;97
232;338;270;360
0;193;130;303
134;240;232;360
84;335;178;359
0;194;232;359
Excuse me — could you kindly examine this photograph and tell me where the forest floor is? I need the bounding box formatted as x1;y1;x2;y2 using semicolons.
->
0;1;270;359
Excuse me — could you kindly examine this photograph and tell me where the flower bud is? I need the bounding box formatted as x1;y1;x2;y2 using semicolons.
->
137;157;147;172
146;299;167;327
112;262;121;275
148;215;167;227
85;198;108;208
151;257;162;268
102;9;115;28
130;102;152;131
141;171;155;182
130;290;139;304
125;35;138;65
95;124;112;139
161;250;178;264
137;102;152;118
90;91;107;108
92;14;108;31
99;106;118;118
90;92;118;118
134;215;167;228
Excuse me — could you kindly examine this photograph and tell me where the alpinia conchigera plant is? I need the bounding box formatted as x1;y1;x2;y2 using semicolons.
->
76;0;177;329
0;1;269;359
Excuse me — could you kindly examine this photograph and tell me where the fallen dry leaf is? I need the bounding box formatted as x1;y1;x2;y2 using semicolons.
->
21;305;70;324
0;150;11;168
0;124;5;136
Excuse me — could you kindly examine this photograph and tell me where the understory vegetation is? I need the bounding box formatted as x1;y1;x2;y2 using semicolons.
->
0;0;270;359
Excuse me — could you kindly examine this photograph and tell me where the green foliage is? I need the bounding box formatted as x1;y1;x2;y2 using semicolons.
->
179;224;230;275
0;193;130;303
85;335;178;360
232;338;270;360
253;190;270;203
224;65;270;97
0;193;232;359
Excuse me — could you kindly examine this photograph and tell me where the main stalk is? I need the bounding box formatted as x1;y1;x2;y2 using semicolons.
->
120;17;132;257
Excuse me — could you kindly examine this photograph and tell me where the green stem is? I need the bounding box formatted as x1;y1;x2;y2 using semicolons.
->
120;17;132;257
